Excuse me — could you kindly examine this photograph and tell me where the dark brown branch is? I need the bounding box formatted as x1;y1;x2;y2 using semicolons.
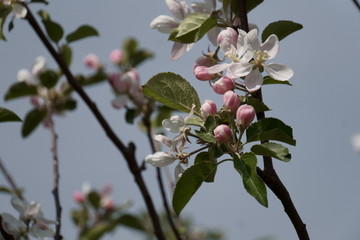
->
353;0;360;11
24;6;166;240
47;114;63;240
238;0;309;239
142;105;183;240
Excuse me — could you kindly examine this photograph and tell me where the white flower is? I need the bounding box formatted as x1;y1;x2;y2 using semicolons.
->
239;29;294;92
151;0;193;60
32;56;47;76
1;213;26;237
12;2;27;18
352;134;360;152
17;69;31;82
145;152;177;167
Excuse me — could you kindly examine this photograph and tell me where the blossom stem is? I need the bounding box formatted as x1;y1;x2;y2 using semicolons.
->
47;112;63;240
0;158;23;199
24;6;166;240
237;1;310;239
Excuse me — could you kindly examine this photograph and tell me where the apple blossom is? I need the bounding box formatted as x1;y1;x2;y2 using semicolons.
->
214;124;232;143
216;27;238;48
200;99;217;118
31;56;47;76
236;104;256;128
12;2;27;18
222;90;240;113
109;49;123;64
145;151;178;167
73;191;86;204
211;76;234;94
83;53;101;70
17;69;31;82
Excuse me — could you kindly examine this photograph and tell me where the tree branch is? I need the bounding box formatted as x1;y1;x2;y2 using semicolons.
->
238;0;309;239
46;114;63;240
24;6;166;240
353;0;360;11
0;158;23;199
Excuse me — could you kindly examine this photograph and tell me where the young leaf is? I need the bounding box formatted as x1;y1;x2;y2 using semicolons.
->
66;25;99;43
116;214;146;232
59;44;72;67
0;8;11;41
233;152;268;207
0;107;22;122
4;82;38;101
22;109;46;138
39;70;59;88
246;117;296;146
247;0;264;12
169;13;217;44
186;116;204;128
143;72;201;115
194;152;217;182
263;76;292;86
195;130;216;143
262;20;303;43
251;142;291;162
87;191;101;209
172;162;217;215
43;20;64;43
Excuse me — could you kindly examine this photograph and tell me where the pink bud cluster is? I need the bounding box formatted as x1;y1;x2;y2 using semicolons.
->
73;184;115;211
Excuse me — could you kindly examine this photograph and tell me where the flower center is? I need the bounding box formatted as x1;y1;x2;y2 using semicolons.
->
254;50;269;67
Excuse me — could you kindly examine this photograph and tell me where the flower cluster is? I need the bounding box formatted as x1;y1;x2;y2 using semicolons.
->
0;197;56;239
0;0;27;18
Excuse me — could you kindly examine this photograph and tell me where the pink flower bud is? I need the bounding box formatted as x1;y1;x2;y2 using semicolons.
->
222;91;240;112
101;196;115;211
200;100;217;119
212;77;234;94
194;66;216;81
73;191;86;204
236;104;256;128
109;49;123;64
214;124;232;143
30;96;42;108
217;27;238;46
83;53;101;70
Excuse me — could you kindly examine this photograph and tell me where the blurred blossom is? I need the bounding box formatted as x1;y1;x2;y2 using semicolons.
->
31;56;47;76
17;69;31;82
83;53;101;70
109;49;123;64
352;134;360;152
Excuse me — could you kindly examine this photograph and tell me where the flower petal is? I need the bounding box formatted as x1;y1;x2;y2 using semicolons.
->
244;69;263;92
162;116;185;133
246;28;260;51
227;62;253;78
265;63;294;81
11;197;27;214
170;42;188;60
166;0;188;20
145;152;177;167
111;95;127;109
261;34;279;59
12;3;27;18
150;15;179;34
154;134;173;148
206;63;229;74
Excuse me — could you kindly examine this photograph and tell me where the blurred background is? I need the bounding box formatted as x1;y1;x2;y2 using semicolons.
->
1;0;360;239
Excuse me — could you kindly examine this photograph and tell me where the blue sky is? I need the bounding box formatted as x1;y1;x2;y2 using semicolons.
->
1;0;360;239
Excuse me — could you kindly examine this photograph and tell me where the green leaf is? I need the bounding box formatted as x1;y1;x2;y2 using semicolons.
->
0;107;22;122
39;70;59;88
22;109;46;138
240;96;270;113
169;13;217;44
87;191;101;209
262;76;292;86
78;71;108;87
4;82;38;101
204;115;221;132
143;72;201;115
247;0;264;12
233;152;268;207
173;162;217;215
116;214;146;232
246;117;296;146
58;98;77;111
125;108;139;124
59;44;72;67
186;116;204;128
66;25;99;43
42;19;64;43
261;20;303;43
154;105;173;128
0;8;11;41
37;9;50;21
80;223;109;240
194;152;217;182
251;142;291;162
195;130;216;143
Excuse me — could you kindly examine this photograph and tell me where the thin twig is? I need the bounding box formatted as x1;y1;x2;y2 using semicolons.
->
353;0;360;11
46;114;63;240
238;0;309;239
142;105;184;240
0;158;23;199
23;5;166;240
